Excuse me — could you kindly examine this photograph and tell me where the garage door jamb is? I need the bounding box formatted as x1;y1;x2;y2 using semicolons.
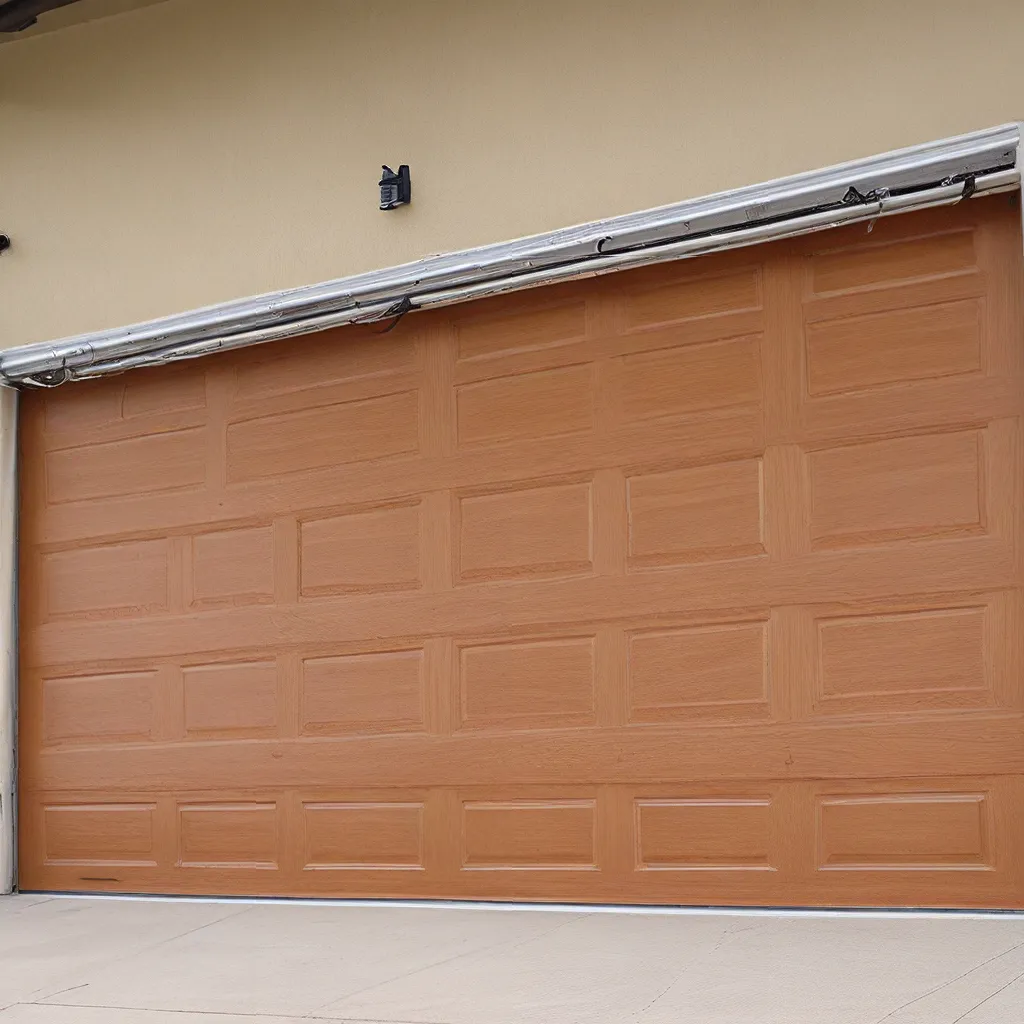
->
0;385;17;894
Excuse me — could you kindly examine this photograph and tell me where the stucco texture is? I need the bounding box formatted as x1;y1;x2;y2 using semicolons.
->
0;0;1021;348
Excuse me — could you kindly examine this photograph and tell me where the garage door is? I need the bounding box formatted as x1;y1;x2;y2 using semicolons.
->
18;196;1024;907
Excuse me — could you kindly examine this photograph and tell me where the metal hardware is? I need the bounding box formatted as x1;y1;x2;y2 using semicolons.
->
379;164;411;210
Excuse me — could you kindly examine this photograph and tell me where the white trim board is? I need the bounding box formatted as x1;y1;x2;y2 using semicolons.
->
0;387;16;896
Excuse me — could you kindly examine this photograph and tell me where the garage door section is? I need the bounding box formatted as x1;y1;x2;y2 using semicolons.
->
18;195;1024;907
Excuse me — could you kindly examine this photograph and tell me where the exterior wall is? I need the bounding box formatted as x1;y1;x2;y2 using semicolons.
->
0;0;1022;349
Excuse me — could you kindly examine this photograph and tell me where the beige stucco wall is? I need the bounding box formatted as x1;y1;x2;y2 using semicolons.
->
0;0;1022;349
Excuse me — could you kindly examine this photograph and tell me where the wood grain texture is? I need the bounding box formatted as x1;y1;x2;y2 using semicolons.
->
18;196;1024;907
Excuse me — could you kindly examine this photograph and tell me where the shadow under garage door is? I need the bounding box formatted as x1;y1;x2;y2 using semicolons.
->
17;194;1024;907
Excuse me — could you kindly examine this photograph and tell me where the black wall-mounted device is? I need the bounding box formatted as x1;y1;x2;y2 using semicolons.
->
379;165;411;210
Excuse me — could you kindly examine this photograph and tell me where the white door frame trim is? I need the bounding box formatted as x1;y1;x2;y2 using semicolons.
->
0;386;17;894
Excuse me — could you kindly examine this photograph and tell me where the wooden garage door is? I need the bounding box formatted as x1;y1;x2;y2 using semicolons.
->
18;195;1024;907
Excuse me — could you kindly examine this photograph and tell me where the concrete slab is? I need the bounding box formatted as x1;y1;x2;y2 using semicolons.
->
2;895;1023;1024
0;895;248;1008
36;901;570;1017
873;938;1024;1023
632;918;1024;1024
321;912;734;1023
0;1008;409;1024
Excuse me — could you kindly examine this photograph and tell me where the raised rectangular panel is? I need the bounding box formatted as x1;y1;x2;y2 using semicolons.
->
302;649;425;736
183;661;278;738
635;799;772;869
456;364;593;447
303;802;424;869
226;389;419;481
628;622;768;722
121;365;206;417
818;607;988;709
817;793;990;869
178;803;277;868
806;299;982;396
462;801;596;869
43;539;168;618
192;525;274;605
615;336;760;423
234;329;416;398
455;294;586;360
623;268;761;331
301;502;420;595
44;381;121;434
43;671;156;746
809;430;982;547
458;480;592;581
44;803;156;866
458;636;595;729
46;428;205;503
627;458;763;565
809;231;977;294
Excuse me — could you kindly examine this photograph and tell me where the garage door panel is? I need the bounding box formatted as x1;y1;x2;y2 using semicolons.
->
301;798;427;871
46;428;208;506
40;801;159;869
626;457;765;567
29;403;765;550
27;712;1024;798
461;798;598;871
40;539;170;621
805;226;979;297
805;298;984;398
634;795;776;871
232;324;420;402
226;389;421;482
775;376;1021;450
300;647;426;737
802;588;1024;718
40;369;208;445
24;535;1019;671
609;335;763;425
42;669;160;746
299;501;423;596
455;363;596;448
455;634;596;732
619;263;762;333
20;197;1024;906
178;800;280;869
808;429;985;549
455;477;594;583
20;776;1022;905
626;620;771;725
801;255;985;322
451;310;767;387
182;660;279;740
806;776;1024;897
454;285;588;362
190;524;276;608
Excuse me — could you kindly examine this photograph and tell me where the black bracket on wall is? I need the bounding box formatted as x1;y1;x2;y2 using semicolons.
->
379;165;411;210
0;235;10;254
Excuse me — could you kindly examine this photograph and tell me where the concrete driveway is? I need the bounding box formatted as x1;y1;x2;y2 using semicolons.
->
1;895;1023;1023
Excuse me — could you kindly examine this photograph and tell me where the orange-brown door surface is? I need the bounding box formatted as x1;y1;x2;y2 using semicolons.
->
18;195;1024;907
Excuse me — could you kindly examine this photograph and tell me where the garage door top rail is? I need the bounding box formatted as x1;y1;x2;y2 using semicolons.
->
1;123;1019;388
